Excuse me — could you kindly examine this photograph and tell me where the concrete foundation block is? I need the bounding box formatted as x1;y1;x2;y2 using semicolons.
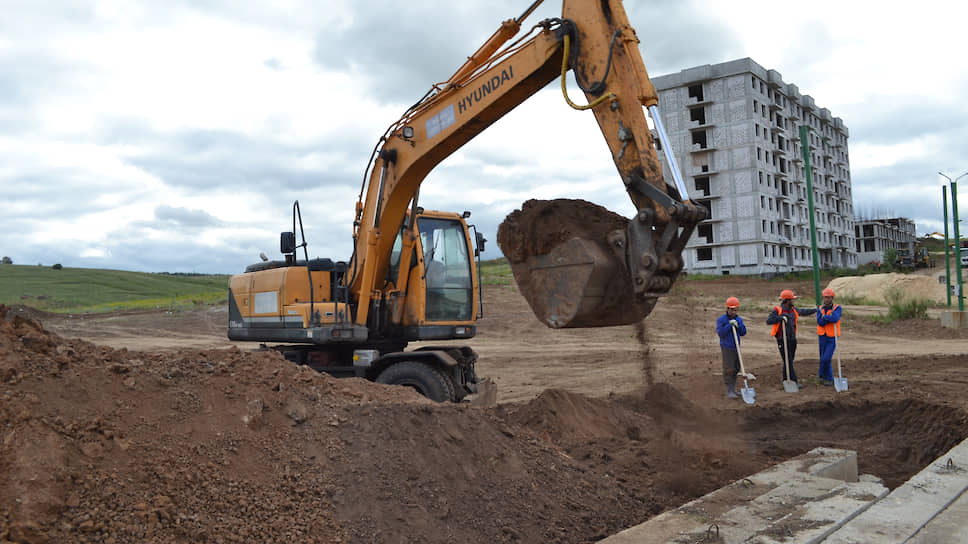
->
940;310;968;328
824;436;968;543
597;448;885;544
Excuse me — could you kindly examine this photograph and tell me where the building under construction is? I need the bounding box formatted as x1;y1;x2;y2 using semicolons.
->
854;217;916;265
652;58;857;275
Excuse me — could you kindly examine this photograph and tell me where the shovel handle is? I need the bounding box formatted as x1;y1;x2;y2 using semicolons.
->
781;319;791;379
731;325;747;376
835;335;842;378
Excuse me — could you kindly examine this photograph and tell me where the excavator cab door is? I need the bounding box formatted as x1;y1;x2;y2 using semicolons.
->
416;216;474;322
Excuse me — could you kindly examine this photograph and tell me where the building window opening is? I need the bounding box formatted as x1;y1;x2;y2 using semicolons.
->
697;199;712;218
688;84;704;102
692;131;708;149
697;247;713;261
697;224;714;244
695;176;710;196
690;107;706;125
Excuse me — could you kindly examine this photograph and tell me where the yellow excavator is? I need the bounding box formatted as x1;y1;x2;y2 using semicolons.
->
227;0;705;402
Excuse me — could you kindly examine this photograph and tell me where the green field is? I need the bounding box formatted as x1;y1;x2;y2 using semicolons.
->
0;265;229;314
1;256;906;315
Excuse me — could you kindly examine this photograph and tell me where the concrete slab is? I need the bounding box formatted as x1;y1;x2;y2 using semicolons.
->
823;436;968;543
906;488;968;543
598;448;887;544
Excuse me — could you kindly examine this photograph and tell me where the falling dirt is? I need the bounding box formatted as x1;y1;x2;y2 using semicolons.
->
4;269;968;543
634;322;654;387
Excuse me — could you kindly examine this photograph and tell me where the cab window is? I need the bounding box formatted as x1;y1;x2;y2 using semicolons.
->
417;217;472;321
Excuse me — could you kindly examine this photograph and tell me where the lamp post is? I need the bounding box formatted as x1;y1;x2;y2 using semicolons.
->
942;182;951;306
940;171;968;312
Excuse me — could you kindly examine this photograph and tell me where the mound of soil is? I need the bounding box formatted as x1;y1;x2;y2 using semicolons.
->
4;303;968;543
828;273;946;304
0;305;756;544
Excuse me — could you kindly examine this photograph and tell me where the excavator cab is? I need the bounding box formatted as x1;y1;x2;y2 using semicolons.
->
417;216;475;322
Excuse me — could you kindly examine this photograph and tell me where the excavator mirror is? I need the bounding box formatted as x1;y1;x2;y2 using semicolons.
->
475;231;486;254
280;232;296;254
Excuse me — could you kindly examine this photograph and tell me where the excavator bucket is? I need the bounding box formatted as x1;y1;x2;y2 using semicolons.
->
508;237;656;328
497;199;658;329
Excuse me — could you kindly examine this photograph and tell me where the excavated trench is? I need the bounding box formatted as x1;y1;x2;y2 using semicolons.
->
738;398;968;488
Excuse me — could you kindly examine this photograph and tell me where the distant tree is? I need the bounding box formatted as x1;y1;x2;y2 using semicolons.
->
52;263;63;270
1;256;11;264
883;248;897;272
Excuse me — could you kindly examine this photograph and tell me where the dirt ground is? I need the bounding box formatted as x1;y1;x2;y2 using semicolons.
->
3;273;968;544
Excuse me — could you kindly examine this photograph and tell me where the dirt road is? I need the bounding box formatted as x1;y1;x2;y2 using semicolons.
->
3;276;968;543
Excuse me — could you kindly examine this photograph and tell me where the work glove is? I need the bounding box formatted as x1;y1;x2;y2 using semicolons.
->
729;319;738;328
781;316;788;323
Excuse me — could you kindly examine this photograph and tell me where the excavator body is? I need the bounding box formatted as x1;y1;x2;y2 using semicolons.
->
227;0;704;402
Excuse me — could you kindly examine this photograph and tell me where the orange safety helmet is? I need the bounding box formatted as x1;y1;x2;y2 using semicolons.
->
726;296;740;309
779;289;797;300
822;288;835;297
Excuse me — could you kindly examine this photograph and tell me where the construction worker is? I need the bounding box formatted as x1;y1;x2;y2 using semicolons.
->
716;296;747;399
816;288;842;386
766;289;817;386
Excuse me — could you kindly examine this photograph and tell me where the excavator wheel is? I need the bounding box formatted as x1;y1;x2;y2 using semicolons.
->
376;361;456;403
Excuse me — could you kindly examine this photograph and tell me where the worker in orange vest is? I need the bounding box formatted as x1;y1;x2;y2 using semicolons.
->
816;288;842;386
766;289;817;385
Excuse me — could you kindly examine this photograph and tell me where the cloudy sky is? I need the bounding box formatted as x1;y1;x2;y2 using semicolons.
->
2;0;965;274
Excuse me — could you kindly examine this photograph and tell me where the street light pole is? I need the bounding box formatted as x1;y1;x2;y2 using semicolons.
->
942;183;951;307
940;171;968;312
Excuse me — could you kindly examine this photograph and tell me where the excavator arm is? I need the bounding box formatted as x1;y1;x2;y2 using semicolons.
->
349;0;705;329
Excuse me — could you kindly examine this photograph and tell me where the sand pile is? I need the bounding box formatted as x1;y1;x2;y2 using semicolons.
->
827;273;946;304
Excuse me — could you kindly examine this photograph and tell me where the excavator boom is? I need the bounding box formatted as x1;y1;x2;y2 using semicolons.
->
350;0;704;328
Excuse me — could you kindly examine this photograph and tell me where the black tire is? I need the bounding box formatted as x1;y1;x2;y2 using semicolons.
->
375;361;456;403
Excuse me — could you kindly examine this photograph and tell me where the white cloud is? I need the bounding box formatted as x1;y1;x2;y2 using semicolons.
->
1;0;964;271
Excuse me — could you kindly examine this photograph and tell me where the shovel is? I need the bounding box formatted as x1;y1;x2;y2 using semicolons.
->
731;325;755;405
781;318;799;393
833;336;848;392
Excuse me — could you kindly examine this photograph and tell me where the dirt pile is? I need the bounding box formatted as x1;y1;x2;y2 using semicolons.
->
827;273;946;304
0;305;770;544
5;302;968;544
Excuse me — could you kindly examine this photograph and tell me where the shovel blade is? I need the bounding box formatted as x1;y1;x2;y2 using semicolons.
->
834;377;848;392
508;237;656;328
783;380;799;393
741;387;755;405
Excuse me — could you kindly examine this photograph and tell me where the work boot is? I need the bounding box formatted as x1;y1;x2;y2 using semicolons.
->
726;384;739;399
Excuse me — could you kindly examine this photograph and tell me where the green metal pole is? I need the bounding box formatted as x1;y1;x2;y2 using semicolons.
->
943;185;951;307
799;125;822;307
952;180;965;311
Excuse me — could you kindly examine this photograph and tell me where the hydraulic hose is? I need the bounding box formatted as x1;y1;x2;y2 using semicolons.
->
559;33;614;111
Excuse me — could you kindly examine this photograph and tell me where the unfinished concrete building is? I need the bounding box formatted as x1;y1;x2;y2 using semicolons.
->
854;217;916;265
652;58;857;275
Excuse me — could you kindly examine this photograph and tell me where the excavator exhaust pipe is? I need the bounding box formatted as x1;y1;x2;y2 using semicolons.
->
497;199;660;329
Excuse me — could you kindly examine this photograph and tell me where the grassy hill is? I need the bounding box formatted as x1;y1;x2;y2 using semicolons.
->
0;264;229;314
